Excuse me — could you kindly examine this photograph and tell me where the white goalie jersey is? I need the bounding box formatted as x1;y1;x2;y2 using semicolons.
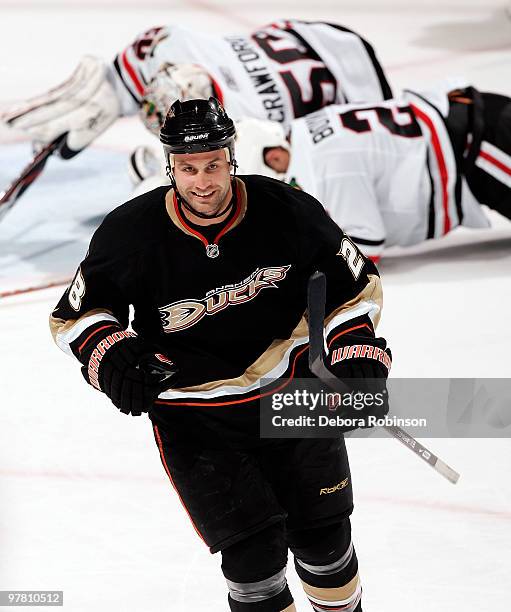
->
111;20;392;128
285;89;490;258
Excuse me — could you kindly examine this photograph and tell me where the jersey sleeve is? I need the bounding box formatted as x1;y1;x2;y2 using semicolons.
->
110;26;168;115
295;188;384;346
49;220;132;362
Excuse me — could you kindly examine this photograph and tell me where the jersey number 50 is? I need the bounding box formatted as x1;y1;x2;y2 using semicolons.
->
253;26;336;118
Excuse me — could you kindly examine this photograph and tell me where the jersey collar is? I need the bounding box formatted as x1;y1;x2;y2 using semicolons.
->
165;177;247;246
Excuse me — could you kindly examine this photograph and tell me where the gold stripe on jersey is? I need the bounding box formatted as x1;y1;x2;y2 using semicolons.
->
156;275;382;406
50;308;119;356
165;177;248;239
156;315;310;405
325;273;382;330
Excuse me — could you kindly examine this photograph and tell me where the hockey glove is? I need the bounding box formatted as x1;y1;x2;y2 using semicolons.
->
2;56;120;159
78;324;176;416
328;331;391;431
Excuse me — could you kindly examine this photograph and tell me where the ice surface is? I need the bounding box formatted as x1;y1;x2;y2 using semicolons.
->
1;1;510;610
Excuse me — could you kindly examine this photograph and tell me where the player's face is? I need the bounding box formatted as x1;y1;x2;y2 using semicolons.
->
173;151;232;219
264;147;290;174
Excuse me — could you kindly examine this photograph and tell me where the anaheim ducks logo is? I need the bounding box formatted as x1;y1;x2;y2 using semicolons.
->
159;265;291;333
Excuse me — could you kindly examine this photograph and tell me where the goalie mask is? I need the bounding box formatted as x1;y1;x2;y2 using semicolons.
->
234;118;290;179
160;96;237;185
140;62;214;135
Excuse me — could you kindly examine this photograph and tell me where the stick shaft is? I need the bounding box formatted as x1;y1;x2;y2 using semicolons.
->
307;271;460;485
0;134;65;220
0;278;70;299
383;425;459;483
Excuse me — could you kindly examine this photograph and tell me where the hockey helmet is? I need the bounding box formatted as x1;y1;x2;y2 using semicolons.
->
160;97;237;176
234;118;290;179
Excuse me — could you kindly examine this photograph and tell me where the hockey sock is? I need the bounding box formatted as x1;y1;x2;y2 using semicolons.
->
290;520;362;612
227;587;295;612
222;522;295;612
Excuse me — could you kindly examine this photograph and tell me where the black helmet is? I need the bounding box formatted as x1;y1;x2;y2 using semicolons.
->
160;97;236;158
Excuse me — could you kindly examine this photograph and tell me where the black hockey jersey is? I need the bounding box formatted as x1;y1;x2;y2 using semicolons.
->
50;176;383;408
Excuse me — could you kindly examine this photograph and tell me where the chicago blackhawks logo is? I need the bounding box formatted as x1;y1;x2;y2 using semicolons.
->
159;265;291;333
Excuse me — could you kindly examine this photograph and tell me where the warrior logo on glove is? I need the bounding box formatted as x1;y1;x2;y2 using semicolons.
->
87;329;137;390
331;343;392;370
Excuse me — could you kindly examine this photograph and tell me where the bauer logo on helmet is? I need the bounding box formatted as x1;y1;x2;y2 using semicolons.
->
184;133;209;142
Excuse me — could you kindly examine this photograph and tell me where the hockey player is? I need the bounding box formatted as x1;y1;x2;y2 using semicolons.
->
233;86;511;260
49;98;391;612
2;20;391;162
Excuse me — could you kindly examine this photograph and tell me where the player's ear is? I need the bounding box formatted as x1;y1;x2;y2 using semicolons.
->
264;147;290;173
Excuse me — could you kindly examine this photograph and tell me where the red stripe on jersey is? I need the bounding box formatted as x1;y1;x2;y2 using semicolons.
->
78;324;119;354
155;344;309;407
121;49;145;96
172;182;243;248
156;321;373;408
327;323;373;349
213;183;242;243
153;425;207;544
410;103;451;234
173;193;209;247
479;149;511;176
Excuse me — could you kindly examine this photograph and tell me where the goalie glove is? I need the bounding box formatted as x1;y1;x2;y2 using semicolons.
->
328;326;392;431
77;323;176;416
2;56;120;159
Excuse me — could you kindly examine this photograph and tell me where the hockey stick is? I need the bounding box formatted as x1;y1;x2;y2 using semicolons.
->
0;133;66;221
0;278;71;300
307;271;460;484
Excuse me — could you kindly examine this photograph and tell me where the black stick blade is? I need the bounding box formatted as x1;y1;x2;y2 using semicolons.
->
307;271;327;371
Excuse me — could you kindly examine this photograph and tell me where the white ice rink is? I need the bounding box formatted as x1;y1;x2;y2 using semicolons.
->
1;1;511;610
